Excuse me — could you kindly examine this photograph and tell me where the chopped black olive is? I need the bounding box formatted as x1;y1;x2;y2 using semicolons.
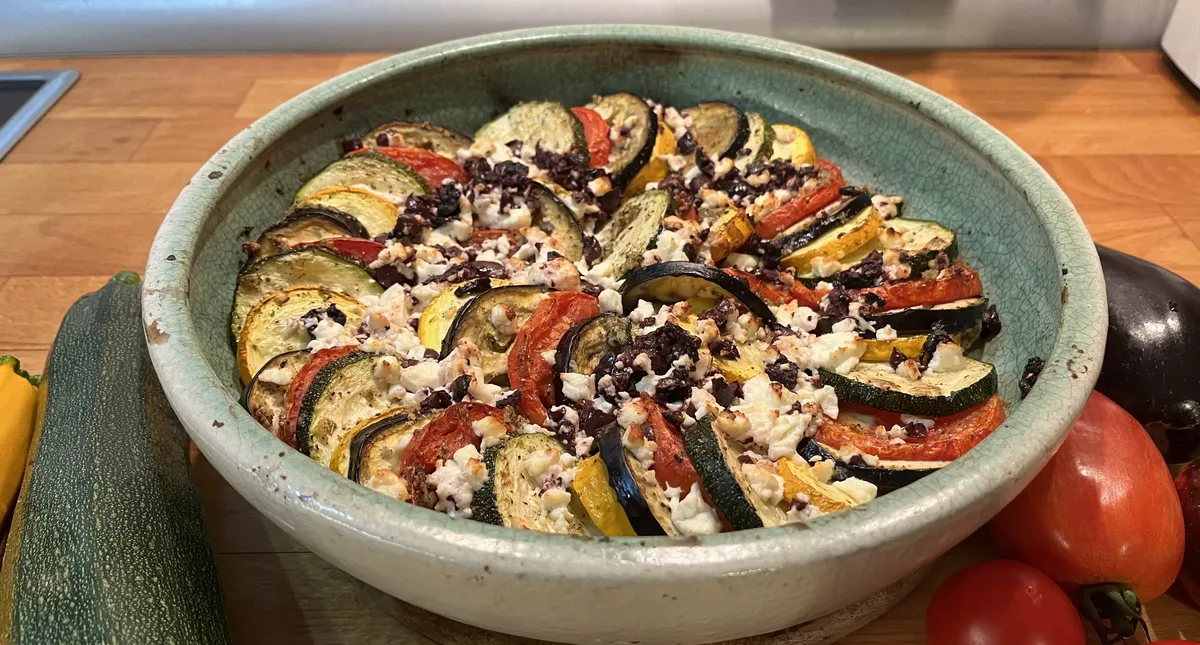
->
632;323;700;374
340;138;363;155
676;131;696;155
420;389;452;411
389;211;426;244
888;348;908;370
765;358;799;390
710;377;742;408
448;374;472;401
981;305;1003;340
582;236;602;264
904;421;929;438
455;278;492;297
1019;357;1045;399
709;338;740;360
653;378;690;404
918;321;953;367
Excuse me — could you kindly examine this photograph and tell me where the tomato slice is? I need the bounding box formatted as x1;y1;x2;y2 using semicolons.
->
815;394;1005;462
294;237;384;264
570;106;612;169
347;146;466;186
280;346;360;447
509;292;600;425
723;269;787;305
753;160;846;240
799;263;983;312
858;263;983;312
398;402;506;499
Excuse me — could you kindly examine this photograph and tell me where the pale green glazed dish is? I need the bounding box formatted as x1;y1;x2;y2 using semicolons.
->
143;26;1105;645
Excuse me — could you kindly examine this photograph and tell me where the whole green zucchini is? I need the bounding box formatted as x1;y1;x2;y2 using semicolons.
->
0;272;230;644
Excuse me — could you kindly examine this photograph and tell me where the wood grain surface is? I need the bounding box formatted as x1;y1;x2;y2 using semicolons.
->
1;50;1197;643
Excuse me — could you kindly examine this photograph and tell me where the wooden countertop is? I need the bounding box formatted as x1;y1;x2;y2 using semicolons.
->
1;50;1197;644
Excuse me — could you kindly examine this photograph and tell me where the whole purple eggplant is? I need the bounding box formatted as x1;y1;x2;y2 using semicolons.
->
1096;246;1200;463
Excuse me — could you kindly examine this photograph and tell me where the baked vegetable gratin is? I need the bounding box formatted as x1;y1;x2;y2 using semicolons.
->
234;96;1006;537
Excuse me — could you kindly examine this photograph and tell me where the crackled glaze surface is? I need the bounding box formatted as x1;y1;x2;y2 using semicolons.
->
142;26;1105;645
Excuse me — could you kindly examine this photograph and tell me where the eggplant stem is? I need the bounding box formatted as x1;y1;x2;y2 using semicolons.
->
1080;584;1149;644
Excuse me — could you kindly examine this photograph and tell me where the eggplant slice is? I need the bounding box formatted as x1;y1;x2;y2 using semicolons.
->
289;185;402;239
597;425;675;536
235;286;366;385
470;434;587;535
475;101;587;155
441;285;550;383
620;261;776;324
588;93;657;187
819;359;997;417
362;120;472;158
555;314;633;377
347;408;435;484
293;151;429;207
865;297;988;336
241;350;312;439
295;352;394;467
230;246;382;342
797;437;940;489
526;182;585;262
681;101;749;160
247;207;370;263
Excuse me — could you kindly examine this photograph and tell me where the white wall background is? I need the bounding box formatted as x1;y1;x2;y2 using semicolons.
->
0;0;1180;57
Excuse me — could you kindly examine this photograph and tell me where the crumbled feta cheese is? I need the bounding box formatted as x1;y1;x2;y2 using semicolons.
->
598;289;623;314
471;416;508;448
629;299;657;324
832;477;878;504
622;424;657;470
895;359;922;381
665;154;690;172
810;458;835;484
724;252;759;271
771;301;820;333
689;387;721;420
871;194;904;219
257;366;294;386
617;399;649;429
831;318;857;334
812;385;839;419
875;325;898;341
810;256;845;278
712;157;734;180
307;318;360;352
809;332;866;374
927;343;967;373
741;463;785;506
666;483;722;536
643;228;694;265
560;372;595;403
766;412;810;460
427;444;488;519
587;176;612;197
490;304;515;339
541;349;557;365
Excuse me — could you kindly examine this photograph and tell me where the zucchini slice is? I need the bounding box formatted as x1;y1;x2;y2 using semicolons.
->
779;199;884;272
294;151;429;207
867;297;988;336
242;349;312;440
441;285;550;382
769;124;816;166
363;120;472;158
683;416;787;529
417;279;514;352
587;93;657;187
248;207;369;262
230;246;381;342
527;182;584;262
733;112;773;172
347;408;434;484
474;101;587;155
555;313;633;378
815;440;946;489
593;189;674;280
572;454;638;537
796;218;958;286
289;185;401;239
295;352;393;467
620;261;775;324
597;426;675;536
680;101;749;159
818;359;998;417
470;434;587;535
236;286;366;385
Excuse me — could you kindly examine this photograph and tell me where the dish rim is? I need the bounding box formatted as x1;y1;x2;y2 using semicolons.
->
142;24;1106;581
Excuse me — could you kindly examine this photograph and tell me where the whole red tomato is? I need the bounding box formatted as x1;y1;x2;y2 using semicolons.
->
991;391;1184;641
926;559;1085;645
